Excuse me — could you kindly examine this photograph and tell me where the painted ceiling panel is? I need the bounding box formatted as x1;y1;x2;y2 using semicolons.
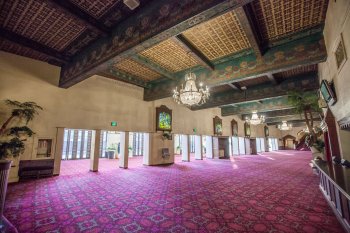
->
139;39;199;73
182;11;251;61
251;0;328;41
0;0;87;52
0;38;51;63
237;75;270;87
114;59;162;81
70;0;120;19
274;64;318;80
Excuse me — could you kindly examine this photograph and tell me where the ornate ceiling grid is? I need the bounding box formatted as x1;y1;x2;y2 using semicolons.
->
210;84;233;94
0;0;328;110
139;39;199;73
0;38;50;63
237;75;270;87
0;0;87;52
274;64;318;80
251;0;328;40
182;11;251;61
70;0;120;19
114;59;162;81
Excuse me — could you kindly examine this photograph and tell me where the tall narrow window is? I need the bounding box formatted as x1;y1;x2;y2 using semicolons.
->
132;132;144;156
61;129;93;160
76;130;82;159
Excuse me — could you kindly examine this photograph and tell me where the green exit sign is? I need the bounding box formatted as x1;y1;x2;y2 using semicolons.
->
111;121;117;126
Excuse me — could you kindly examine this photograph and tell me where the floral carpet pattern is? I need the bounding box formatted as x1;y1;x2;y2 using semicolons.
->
5;151;344;233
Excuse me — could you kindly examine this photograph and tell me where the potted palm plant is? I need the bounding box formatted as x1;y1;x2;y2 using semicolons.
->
288;91;325;160
0;100;42;230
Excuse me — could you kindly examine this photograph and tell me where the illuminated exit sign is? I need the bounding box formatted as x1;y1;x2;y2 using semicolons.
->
111;121;117;126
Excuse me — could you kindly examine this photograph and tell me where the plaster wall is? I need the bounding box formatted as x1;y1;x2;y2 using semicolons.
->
319;0;350;160
0;51;259;181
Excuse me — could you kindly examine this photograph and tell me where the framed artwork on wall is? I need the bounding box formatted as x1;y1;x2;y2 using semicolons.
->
244;122;251;137
264;125;269;137
333;33;347;72
231;119;238;136
320;80;337;106
32;137;54;159
213;116;223;136
156;105;172;132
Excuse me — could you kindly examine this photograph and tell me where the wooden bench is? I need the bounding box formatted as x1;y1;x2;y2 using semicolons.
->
18;159;54;180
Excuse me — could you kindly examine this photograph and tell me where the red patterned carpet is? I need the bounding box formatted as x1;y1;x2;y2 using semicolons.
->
5;151;344;233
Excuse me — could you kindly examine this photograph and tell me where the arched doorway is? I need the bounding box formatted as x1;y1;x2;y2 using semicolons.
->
282;135;296;150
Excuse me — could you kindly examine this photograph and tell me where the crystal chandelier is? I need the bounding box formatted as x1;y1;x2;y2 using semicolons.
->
173;72;210;106
278;121;292;130
245;111;265;125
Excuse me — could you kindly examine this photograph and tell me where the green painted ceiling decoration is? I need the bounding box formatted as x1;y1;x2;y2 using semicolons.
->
1;0;329;124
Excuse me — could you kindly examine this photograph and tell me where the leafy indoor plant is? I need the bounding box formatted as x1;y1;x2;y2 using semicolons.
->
0;99;42;230
288;91;325;160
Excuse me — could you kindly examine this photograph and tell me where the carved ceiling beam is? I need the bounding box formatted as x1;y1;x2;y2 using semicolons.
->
191;74;319;110
171;35;215;71
266;73;277;85
221;96;294;116
241;108;299;120
144;32;326;101
59;0;254;88
227;83;240;90
266;118;321;126
264;113;321;124
131;55;178;81
101;68;151;88
45;0;109;35
0;28;70;64
235;6;264;58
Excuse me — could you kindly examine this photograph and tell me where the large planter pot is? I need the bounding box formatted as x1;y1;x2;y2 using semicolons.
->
0;160;17;232
310;146;326;161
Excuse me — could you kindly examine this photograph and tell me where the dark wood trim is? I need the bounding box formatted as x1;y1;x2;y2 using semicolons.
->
338;115;350;131
325;109;341;159
266;73;277;85
0;28;70;63
172;35;215;71
192;74;319;110
45;0;109;35
235;6;264;58
227;83;240;90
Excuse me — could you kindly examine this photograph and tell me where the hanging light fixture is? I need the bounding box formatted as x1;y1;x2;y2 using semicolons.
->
245;111;265;125
278;121;293;130
172;52;210;106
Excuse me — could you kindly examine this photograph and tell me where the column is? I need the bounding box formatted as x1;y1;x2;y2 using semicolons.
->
53;127;64;175
119;132;129;168
143;133;151;165
90;130;101;172
206;136;213;159
181;135;190;162
212;137;219;158
195;135;203;160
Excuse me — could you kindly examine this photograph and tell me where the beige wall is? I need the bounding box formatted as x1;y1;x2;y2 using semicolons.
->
0;51;264;181
319;0;350;160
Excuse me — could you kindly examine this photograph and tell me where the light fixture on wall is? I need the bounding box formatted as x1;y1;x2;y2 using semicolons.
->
278;121;292;131
172;52;210;107
245;111;265;125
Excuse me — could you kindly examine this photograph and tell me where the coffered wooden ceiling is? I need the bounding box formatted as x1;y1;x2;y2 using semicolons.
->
0;0;151;65
139;39;199;73
182;11;251;61
251;0;328;41
1;0;329;122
